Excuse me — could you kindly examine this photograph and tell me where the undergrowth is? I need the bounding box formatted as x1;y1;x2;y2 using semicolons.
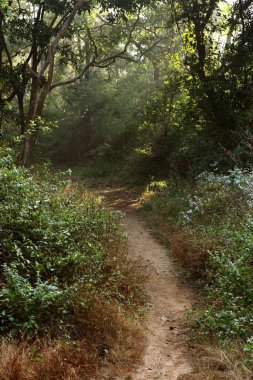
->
142;169;253;364
71;148;159;185
0;148;146;379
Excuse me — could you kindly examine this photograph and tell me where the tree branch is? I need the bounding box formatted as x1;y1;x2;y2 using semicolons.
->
38;0;88;79
50;60;95;90
50;9;168;91
87;26;99;58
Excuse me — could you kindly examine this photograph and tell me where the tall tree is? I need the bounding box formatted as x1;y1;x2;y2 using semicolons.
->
0;0;150;165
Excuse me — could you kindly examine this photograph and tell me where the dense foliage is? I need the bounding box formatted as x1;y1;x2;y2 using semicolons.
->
39;0;253;178
0;149;144;337
1;0;252;173
0;0;155;164
142;169;253;353
1;0;253;373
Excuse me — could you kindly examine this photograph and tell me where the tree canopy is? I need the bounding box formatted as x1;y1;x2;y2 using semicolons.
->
0;0;252;170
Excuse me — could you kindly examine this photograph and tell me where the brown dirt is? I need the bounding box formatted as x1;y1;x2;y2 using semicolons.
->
98;186;195;379
125;211;195;380
97;186;246;380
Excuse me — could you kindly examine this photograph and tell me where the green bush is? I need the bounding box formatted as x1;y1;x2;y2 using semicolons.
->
0;148;143;337
196;216;253;340
142;169;253;348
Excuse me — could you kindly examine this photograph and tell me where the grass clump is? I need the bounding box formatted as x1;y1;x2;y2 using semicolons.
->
0;148;146;378
142;169;253;359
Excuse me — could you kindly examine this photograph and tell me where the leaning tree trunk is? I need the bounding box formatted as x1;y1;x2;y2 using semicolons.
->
19;75;39;166
19;59;54;166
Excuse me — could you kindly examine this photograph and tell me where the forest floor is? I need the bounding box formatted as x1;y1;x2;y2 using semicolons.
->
92;184;244;380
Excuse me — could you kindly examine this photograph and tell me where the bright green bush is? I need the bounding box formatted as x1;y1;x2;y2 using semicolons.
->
0;149;143;337
143;169;253;347
196;216;253;339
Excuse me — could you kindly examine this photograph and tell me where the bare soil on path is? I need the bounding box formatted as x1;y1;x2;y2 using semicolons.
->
97;185;240;380
124;212;194;380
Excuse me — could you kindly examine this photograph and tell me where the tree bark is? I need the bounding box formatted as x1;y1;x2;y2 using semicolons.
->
18;1;88;165
153;60;160;81
17;93;25;135
19;59;54;166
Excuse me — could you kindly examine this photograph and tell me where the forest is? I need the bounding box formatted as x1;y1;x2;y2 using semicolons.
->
0;0;253;379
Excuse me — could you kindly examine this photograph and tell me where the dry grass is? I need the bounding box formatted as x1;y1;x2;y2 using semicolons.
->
168;227;211;276
0;318;144;380
0;246;147;380
0;338;99;380
0;281;146;380
178;344;253;380
0;339;37;380
71;292;145;373
146;214;211;278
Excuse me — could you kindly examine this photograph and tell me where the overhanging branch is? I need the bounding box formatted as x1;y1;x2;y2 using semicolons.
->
38;0;89;79
49;8;163;91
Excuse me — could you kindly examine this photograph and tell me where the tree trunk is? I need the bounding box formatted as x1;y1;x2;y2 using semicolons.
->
153;60;160;81
17;93;25;135
19;58;54;166
19;75;39;166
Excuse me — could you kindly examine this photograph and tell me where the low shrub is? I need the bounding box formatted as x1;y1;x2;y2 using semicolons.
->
142;169;253;353
0;148;146;377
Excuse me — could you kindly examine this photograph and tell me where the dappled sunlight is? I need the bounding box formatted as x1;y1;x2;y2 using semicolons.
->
0;0;253;378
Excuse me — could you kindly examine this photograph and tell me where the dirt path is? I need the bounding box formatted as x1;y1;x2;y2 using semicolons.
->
125;212;195;380
98;186;196;380
93;185;243;380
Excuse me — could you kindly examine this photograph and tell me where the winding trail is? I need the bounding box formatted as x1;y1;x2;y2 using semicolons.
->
99;186;196;380
92;184;242;380
125;211;194;380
